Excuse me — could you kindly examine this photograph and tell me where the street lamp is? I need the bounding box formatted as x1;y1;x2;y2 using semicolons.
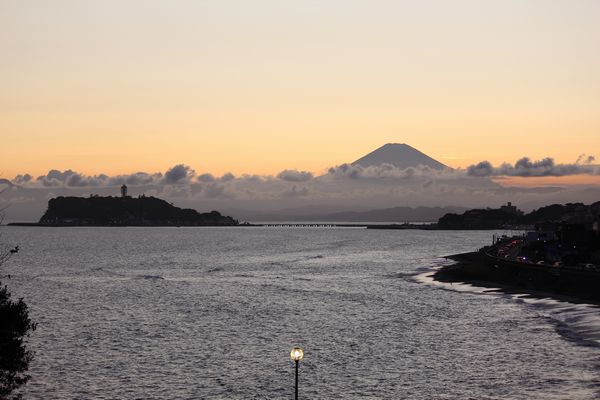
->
290;347;304;400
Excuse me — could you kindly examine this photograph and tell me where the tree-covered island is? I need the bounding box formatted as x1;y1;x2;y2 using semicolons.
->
36;195;238;226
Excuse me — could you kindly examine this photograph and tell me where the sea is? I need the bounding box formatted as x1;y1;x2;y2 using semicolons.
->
3;226;600;399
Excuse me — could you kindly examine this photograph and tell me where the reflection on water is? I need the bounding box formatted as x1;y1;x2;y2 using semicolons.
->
4;227;600;399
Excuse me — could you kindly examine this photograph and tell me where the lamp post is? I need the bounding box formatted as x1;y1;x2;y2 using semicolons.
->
290;347;304;400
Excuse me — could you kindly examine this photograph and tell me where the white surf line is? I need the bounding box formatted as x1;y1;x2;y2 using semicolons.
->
416;265;600;346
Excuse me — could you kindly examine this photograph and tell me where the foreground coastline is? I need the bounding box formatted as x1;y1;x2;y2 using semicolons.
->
435;242;600;304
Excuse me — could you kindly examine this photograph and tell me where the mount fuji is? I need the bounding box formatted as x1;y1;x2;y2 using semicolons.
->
352;143;448;170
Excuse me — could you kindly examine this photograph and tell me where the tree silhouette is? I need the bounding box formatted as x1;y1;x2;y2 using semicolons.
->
0;283;35;399
0;205;36;399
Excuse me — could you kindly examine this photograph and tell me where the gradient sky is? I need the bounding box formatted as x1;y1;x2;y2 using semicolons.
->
2;0;599;178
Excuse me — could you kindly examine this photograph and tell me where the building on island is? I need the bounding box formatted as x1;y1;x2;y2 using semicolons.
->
121;184;128;198
500;202;523;216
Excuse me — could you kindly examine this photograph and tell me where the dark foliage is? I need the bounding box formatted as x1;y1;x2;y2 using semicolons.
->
438;202;600;230
522;202;595;224
0;282;36;399
438;208;519;229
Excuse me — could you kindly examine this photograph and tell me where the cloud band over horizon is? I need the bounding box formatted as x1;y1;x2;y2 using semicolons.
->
467;156;598;178
3;155;600;223
6;154;599;191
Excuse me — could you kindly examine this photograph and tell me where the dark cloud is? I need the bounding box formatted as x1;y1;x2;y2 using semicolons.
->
467;157;599;177
160;184;194;198
277;169;313;182
467;161;494;177
328;164;362;179
204;183;228;198
46;169;70;181
66;173;93;187
23;166;189;188
280;185;310;198
116;172;162;186
239;174;263;181
197;173;215;183
32;169;161;188
131;172;160;185
163;164;195;184
36;169;78;187
219;173;235;182
13;174;32;185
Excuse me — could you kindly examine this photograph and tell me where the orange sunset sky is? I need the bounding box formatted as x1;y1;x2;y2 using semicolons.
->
2;1;599;182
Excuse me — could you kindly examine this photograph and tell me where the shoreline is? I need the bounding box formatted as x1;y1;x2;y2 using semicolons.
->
6;222;253;228
7;222;431;228
434;255;600;306
8;222;527;230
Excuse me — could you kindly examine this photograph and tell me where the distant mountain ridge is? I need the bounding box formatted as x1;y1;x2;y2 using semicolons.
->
352;143;448;170
230;205;468;222
309;206;468;222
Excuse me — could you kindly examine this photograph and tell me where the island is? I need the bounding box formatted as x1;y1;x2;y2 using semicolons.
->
11;194;238;227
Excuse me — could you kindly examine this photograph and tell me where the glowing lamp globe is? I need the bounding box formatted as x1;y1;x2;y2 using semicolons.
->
290;347;304;362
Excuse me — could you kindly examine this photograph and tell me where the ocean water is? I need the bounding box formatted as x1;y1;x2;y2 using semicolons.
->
3;226;600;399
